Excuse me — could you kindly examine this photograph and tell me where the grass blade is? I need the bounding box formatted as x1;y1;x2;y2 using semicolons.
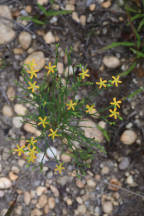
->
130;14;144;22
130;48;144;58
118;62;137;77
125;5;139;13
21;16;45;25
138;18;144;31
101;42;135;51
37;3;48;16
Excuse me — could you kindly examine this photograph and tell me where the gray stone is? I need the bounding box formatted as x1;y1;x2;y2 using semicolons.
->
119;157;130;170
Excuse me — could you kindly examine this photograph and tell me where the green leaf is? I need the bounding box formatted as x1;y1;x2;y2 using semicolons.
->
130;14;144;22
125;5;139;13
127;87;144;99
37;3;48;16
50;0;54;4
20;16;45;25
138;18;144;31
133;27;141;48
130;48;144;58
118;62;137;77
101;42;135;50
96;125;110;142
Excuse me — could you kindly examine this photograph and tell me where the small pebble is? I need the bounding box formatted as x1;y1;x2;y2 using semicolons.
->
87;179;96;187
102;201;113;214
119;157;130;170
72;12;80;23
48;197;55;209
101;166;110;175
103;56;120;69
25;5;32;13
31;209;42;216
50;185;59;197
14;104;27;115
65;4;75;11
24;123;41;136
76;204;86;215
44;31;55;44
76;179;85;188
18;159;25;167
44;204;49;214
7;86;16;101
0;177;12;189
37;194;47;208
2;105;13;117
12;116;23;128
80;15;86;26
24;191;31;205
120;129;137;145
102;0;111;8
15;205;22;215
89;4;96;11
19;31;32;49
37;0;48;5
46;147;57;158
9;171;18;181
126;175;135;185
57;62;64;75
36;186;47;196
61;153;71;163
24;51;45;72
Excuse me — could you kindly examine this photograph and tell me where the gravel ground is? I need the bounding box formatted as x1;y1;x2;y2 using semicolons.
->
0;0;144;216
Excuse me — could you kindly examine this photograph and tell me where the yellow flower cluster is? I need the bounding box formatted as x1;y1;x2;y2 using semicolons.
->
94;75;122;119
25;59;39;93
26;60;56;93
109;97;122;119
13;137;38;163
21;59;124;173
96;76;122;88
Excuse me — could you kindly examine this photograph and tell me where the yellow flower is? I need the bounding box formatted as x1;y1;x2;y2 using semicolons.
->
54;163;65;174
79;68;90;79
66;100;77;111
111;75;122;87
27;146;38;163
26;59;39;79
26;137;37;147
27;68;39;79
96;78;107;88
48;128;59;140
109;108;119;119
38;116;49;128
45;62;56;75
86;104;96;114
27;59;37;69
13;144;25;156
28;81;39;93
110;97;122;108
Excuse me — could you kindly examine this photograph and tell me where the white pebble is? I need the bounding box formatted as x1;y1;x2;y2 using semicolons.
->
14;104;27;115
102;201;113;214
24;191;31;205
46;147;57;158
103;56;120;69
120;129;137;145
0;177;12;189
19;31;32;49
12;116;23;128
2;105;13;117
44;31;55;44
